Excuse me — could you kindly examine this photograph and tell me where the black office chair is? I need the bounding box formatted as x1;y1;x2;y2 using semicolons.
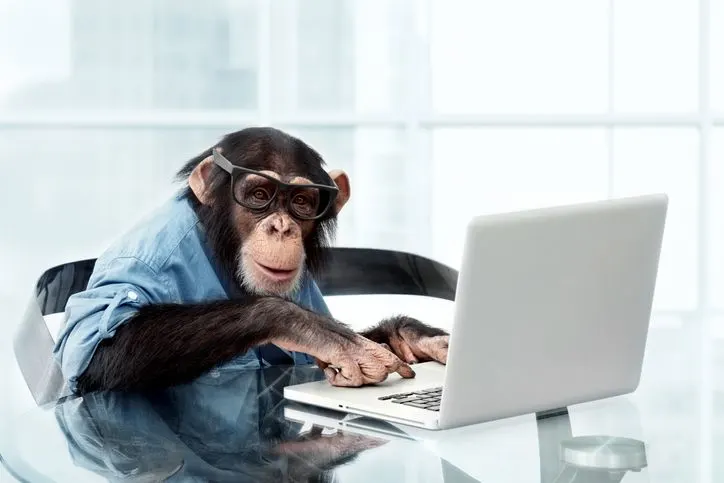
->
13;247;458;406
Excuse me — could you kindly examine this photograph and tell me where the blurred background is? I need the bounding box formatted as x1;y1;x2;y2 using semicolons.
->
0;1;722;480
0;0;722;323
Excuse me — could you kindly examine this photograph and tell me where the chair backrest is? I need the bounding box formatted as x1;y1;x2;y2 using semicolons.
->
13;247;458;405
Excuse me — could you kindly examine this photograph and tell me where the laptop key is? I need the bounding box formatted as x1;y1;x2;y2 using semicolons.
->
380;387;443;405
379;391;415;401
414;388;439;395
402;401;429;409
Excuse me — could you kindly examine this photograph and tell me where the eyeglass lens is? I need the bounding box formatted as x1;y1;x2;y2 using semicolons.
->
233;172;328;219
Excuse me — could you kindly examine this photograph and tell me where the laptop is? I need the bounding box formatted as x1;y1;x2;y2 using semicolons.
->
284;194;668;430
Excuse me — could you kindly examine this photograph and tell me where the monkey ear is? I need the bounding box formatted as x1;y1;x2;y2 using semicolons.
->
189;155;215;204
328;169;350;214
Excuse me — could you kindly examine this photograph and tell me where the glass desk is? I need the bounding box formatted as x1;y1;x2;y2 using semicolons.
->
2;298;723;482
1;348;717;483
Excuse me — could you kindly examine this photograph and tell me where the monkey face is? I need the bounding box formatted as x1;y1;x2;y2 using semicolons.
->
231;173;317;296
187;127;350;296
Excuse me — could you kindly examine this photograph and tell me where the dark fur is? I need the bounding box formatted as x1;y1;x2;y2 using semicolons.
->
76;128;350;393
177;127;337;277
361;316;448;345
76;296;356;393
76;127;444;394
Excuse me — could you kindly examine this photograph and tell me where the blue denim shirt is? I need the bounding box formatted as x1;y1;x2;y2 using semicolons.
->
55;367;328;481
53;193;323;392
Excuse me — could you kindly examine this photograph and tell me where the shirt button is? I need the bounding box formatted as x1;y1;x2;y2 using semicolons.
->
321;427;338;436
127;291;138;301
209;369;220;378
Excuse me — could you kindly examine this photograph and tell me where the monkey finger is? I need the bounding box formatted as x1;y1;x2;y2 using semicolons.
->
324;367;342;385
391;337;419;364
369;344;416;379
325;367;357;387
388;357;416;379
361;370;391;385
434;336;450;364
380;340;418;366
397;361;416;379
419;336;449;364
432;346;449;364
329;362;364;387
356;358;393;384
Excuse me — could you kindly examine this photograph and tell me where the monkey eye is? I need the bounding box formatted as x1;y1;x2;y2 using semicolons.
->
290;189;321;218
241;184;275;209
292;194;311;206
235;173;277;209
253;188;270;200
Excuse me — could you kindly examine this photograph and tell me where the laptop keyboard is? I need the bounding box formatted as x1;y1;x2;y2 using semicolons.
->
377;387;443;411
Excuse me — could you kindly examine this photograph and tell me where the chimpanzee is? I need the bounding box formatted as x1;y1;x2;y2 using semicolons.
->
53;127;449;393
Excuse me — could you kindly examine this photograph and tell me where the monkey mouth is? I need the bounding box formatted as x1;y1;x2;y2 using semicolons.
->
253;261;299;283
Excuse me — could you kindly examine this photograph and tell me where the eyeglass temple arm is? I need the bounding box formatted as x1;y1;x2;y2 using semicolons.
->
214;147;339;195
212;148;235;173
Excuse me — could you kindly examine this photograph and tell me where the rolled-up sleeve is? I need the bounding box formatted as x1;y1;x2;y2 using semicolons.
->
307;279;332;317
53;256;174;391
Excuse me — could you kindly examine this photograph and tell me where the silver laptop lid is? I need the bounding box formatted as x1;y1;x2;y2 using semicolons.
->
440;194;668;429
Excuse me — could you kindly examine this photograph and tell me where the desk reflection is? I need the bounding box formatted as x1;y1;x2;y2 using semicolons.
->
55;366;392;482
285;401;648;482
53;364;648;482
537;409;647;483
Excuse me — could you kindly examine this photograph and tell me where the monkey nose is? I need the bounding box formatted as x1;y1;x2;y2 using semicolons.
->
268;215;293;235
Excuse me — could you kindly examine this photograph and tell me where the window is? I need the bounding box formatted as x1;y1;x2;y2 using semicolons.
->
430;128;609;267
611;128;699;310
711;130;724;310
712;0;724;112
612;0;699;113
0;0;721;320
429;0;609;114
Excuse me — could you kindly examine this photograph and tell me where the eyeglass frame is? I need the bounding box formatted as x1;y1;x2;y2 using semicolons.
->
211;148;340;221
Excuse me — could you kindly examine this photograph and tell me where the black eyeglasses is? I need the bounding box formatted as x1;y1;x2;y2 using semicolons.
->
212;148;339;221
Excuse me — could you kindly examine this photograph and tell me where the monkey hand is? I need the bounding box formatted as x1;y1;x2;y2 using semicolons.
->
312;335;416;387
362;316;449;365
270;313;416;387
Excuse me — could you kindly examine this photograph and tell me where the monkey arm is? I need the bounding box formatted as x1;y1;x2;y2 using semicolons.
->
359;316;449;365
360;316;448;344
75;297;357;393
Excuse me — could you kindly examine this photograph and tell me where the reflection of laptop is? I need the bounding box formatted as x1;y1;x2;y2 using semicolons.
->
285;194;668;430
284;403;419;441
283;404;481;482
